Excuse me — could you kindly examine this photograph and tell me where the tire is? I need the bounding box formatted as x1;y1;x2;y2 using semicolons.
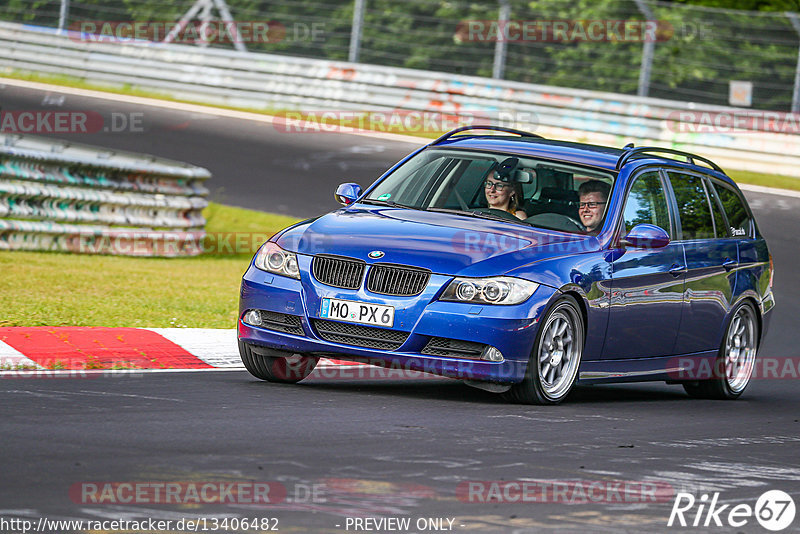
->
502;296;585;405
238;340;318;384
683;301;759;400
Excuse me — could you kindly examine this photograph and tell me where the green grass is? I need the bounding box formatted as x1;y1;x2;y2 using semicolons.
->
204;202;300;236
0;203;300;328
726;169;800;192
3;70;177;101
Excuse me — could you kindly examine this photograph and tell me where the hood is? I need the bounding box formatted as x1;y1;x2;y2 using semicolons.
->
275;205;594;277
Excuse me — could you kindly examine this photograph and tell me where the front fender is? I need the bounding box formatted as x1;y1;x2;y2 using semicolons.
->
507;252;612;362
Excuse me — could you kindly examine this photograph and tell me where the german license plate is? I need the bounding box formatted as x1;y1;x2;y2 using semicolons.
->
320;298;394;327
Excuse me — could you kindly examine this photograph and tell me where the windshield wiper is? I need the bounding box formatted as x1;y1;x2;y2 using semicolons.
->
359;198;423;210
426;207;530;225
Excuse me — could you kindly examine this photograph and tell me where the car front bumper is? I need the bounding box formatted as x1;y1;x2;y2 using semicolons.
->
238;264;558;384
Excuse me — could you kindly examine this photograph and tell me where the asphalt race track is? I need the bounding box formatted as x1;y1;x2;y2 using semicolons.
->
0;82;418;218
2;82;800;533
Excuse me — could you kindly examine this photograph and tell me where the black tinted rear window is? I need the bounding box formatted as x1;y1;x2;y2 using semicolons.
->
711;182;752;238
668;172;715;240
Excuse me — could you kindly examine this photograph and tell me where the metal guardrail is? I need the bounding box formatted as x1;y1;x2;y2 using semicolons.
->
0;133;210;256
6;0;800;112
0;21;799;178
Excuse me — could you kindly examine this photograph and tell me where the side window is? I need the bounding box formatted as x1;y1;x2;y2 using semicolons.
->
622;171;671;235
706;180;729;238
668;172;715;240
711;181;753;238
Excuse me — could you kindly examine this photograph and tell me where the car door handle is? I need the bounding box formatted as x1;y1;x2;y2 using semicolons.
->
669;264;687;277
722;258;737;271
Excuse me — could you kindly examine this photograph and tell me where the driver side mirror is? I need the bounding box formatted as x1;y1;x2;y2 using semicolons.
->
334;182;362;206
620;224;670;249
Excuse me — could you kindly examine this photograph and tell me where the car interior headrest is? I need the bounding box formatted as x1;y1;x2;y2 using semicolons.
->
536;167;574;190
541;187;579;202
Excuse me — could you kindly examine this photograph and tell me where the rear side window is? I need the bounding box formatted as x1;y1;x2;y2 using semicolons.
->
706;181;729;238
622;171;672;236
711;181;753;238
668;172;715;240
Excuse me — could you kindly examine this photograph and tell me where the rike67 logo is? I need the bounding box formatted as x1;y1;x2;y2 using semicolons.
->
668;490;796;531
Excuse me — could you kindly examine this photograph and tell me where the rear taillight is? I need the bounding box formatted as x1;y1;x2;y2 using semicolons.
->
769;254;774;288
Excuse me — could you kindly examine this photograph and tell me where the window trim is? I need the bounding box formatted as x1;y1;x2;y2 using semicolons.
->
703;176;733;239
662;168;721;243
365;147;616;229
701;177;719;238
614;167;676;246
660;168;682;240
705;177;756;239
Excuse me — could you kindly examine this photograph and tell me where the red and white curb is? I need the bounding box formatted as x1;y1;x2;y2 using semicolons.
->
0;327;356;374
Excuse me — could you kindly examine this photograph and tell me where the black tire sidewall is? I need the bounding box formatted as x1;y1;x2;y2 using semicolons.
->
238;340;318;383
505;295;584;405
683;300;759;400
718;301;759;398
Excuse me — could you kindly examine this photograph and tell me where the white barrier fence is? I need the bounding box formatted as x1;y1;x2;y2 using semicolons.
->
0;21;799;178
0;134;210;256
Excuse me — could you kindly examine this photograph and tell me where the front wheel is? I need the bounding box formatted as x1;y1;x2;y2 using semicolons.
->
683;302;759;400
239;341;318;383
502;296;584;405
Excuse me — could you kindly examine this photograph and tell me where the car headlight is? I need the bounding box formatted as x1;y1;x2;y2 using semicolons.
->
254;242;300;279
440;276;538;305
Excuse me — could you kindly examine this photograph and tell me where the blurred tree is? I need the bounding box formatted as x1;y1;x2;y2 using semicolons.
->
2;0;799;109
674;0;800;11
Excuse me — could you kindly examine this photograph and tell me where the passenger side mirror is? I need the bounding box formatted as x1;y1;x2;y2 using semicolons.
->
620;224;670;249
334;183;362;206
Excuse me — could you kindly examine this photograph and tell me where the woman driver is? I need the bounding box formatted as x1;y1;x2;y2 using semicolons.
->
484;171;527;220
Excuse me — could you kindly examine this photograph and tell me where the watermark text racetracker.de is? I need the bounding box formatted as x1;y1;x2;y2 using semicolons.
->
0;110;144;134
72;481;295;505
0;357;145;378
70;232;271;256
455;19;674;43
669;356;800;381
455;19;715;43
69;20;325;44
458;480;674;504
667;110;800;134
273;110;539;135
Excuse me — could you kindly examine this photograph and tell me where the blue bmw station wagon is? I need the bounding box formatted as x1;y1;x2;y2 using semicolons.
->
238;126;775;404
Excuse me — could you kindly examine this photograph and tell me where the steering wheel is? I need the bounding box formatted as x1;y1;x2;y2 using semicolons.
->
473;207;520;222
526;212;585;232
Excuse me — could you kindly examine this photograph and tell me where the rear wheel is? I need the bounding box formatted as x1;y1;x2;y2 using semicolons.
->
683;302;758;400
502;296;584;405
238;341;318;383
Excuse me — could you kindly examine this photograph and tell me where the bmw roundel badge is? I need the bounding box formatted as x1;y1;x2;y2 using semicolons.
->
368;250;385;259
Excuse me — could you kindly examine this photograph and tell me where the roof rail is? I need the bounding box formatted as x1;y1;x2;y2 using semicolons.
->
431;125;544;145
616;146;724;173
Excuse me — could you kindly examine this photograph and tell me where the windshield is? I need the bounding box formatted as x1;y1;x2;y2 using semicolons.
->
365;148;615;234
